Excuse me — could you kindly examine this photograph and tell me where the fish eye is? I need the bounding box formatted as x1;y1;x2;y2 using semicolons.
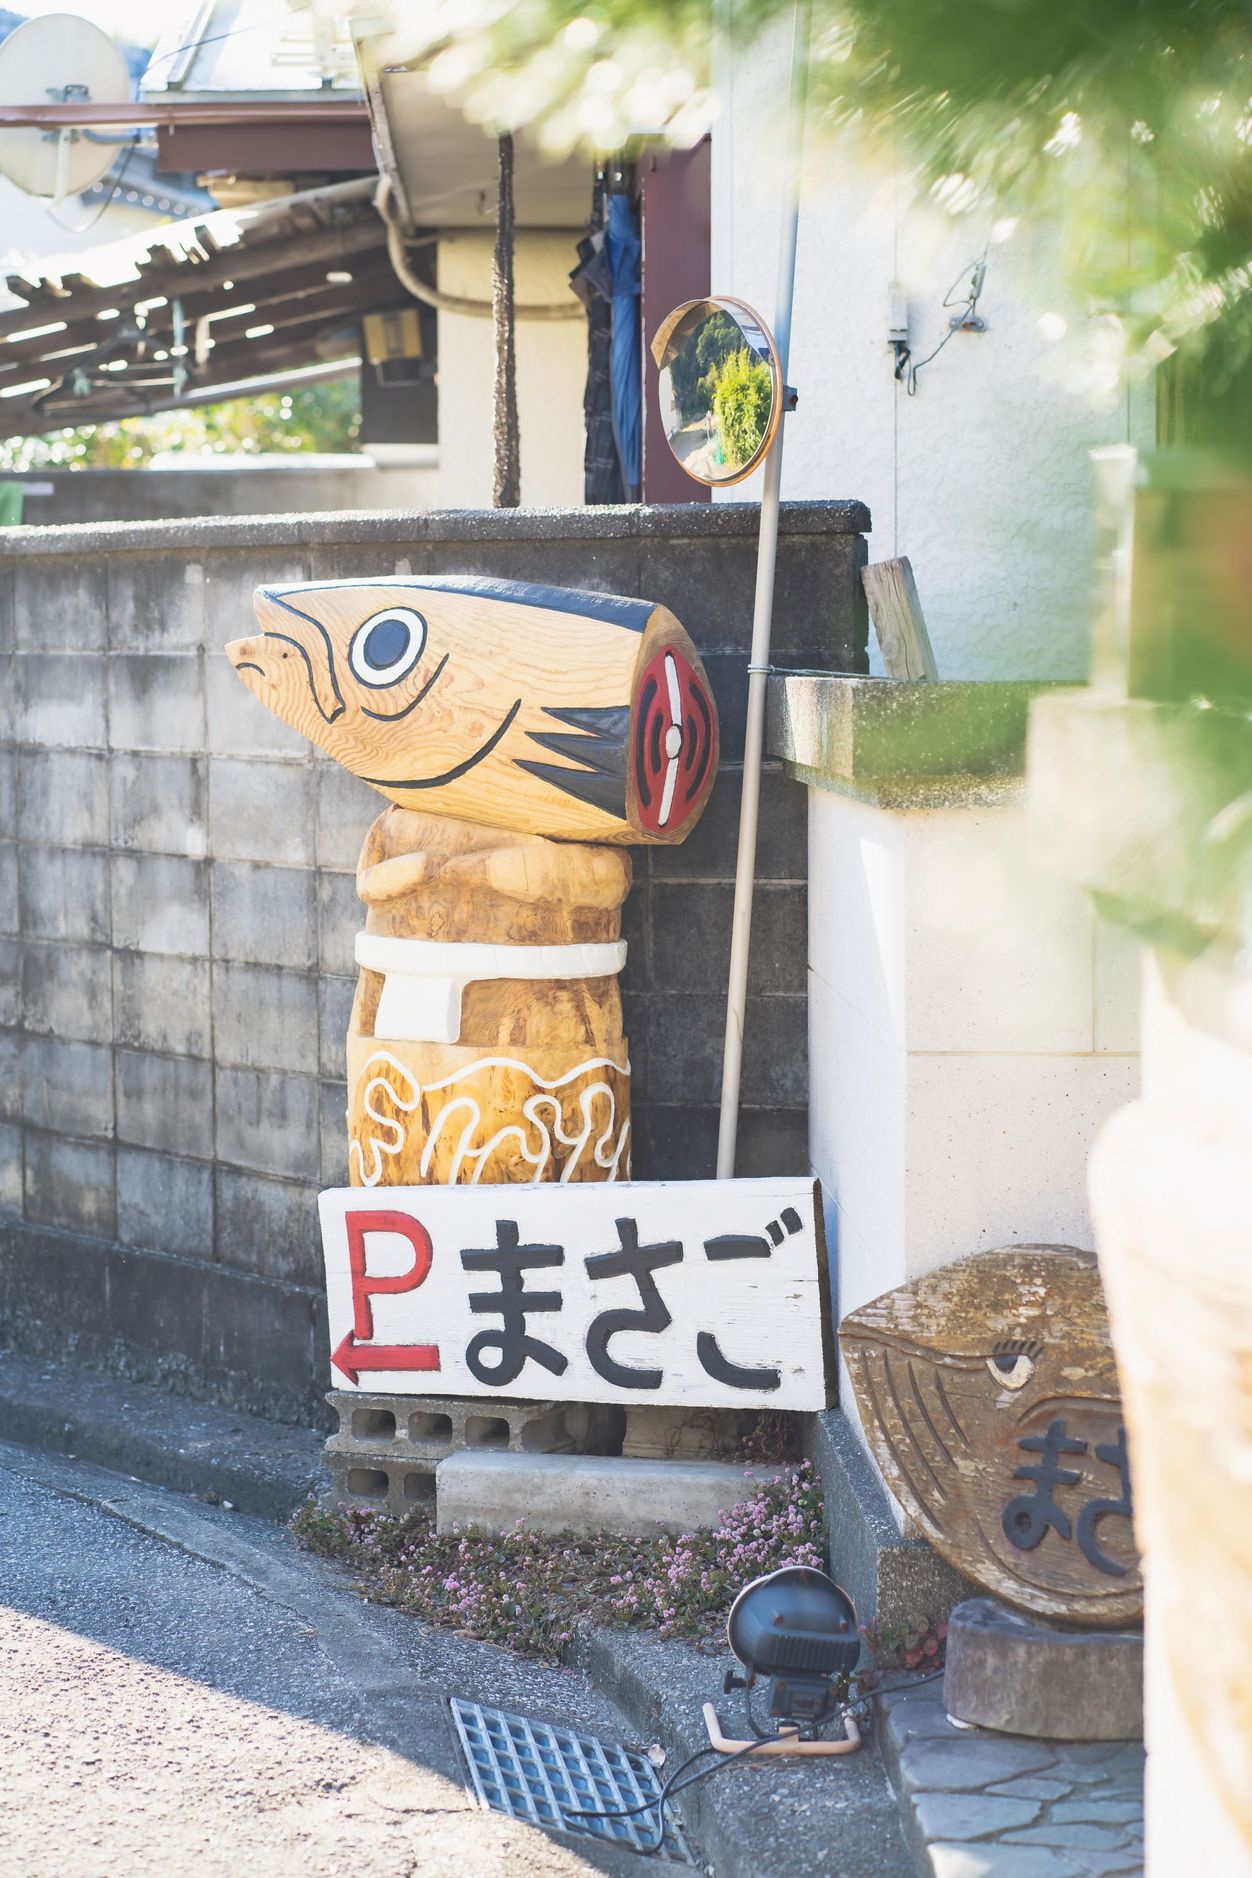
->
986;1352;1037;1392
348;608;427;688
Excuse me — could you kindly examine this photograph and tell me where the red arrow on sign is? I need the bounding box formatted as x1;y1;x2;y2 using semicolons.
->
331;1331;441;1387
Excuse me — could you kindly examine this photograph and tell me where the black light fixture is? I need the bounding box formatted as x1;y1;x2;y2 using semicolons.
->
723;1566;860;1736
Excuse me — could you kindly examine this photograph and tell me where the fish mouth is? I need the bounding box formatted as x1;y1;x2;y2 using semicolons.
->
359;698;523;791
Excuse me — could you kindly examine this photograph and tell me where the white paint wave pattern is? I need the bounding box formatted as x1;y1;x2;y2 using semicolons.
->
349;1050;631;1188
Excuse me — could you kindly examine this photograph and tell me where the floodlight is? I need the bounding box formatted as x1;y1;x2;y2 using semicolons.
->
724;1565;859;1732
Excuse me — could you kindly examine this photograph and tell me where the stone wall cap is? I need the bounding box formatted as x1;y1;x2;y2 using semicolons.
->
0;496;871;560
768;671;1061;808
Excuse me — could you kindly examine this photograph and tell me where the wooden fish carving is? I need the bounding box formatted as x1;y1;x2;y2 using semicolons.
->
840;1246;1143;1626
227;575;718;845
226;576;718;1188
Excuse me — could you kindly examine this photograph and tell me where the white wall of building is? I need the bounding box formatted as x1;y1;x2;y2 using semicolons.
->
710;32;1155;681
435;229;586;509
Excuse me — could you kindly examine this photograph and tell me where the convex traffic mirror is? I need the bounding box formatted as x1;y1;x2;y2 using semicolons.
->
650;296;784;487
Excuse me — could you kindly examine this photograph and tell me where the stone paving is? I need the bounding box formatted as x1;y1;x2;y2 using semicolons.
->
876;1682;1144;1877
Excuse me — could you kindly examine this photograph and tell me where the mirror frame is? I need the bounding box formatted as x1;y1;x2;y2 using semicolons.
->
650;295;785;489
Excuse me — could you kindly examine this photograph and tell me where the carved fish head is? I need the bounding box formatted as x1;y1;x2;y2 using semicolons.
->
226;575;717;845
840;1246;1142;1626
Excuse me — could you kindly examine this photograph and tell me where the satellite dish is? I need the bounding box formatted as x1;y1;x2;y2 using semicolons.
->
0;13;131;200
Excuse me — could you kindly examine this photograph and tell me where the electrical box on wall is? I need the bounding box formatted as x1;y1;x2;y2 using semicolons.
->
887;283;909;345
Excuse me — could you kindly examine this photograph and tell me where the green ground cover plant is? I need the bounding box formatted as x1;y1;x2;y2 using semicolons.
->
292;1458;826;1663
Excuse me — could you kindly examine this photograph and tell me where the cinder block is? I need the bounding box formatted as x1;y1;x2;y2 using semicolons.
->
649;762;805;884
0;748;14;838
22;1034;114;1139
315;764;378;871
651;880;807;995
107;555;207;651
214;1064;320;1181
15;556;106;651
0;1120;21;1213
0;959;17;1036
203;550;306;648
209;756;314;867
435;1451;780;1537
110;753;208;856
199;1257;320;1421
642;992;807;1108
213;961;318;1075
17;748;109;848
21;942;113;1044
117;1146;214;1260
317;868;359;976
0;1028;18;1121
111;852;209;957
213;1166;322;1284
317;976;354;1078
16;654;106;748
0;843;16;936
323;1392;622;1514
113;951;211;1059
18;845;109;945
108;653;205;752
319;1078;348;1186
24;1132;115;1237
206;650;307;758
211;861;316;970
116;1048;212;1158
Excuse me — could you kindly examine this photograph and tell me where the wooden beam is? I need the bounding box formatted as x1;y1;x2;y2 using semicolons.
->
0;214;385;340
862;556;939;681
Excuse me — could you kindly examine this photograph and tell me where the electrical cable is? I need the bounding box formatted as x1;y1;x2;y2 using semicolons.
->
563;1728;824;1855
46;135;140;235
861;1665;947;1698
905;248;989;395
141;5;315;83
375;176;583;321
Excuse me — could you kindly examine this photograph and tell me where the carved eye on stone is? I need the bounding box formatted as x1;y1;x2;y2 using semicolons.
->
349;608;427;688
987;1347;1038;1391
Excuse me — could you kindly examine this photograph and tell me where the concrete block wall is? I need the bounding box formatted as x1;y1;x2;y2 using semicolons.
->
0;502;868;1422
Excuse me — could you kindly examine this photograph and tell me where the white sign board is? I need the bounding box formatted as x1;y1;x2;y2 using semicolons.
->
319;1178;831;1411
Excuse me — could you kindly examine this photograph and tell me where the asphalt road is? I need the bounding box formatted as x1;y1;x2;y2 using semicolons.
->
0;1442;669;1878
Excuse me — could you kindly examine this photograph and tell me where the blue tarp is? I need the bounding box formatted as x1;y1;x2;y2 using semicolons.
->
605;193;641;498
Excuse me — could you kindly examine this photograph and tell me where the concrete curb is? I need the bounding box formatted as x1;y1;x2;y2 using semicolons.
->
0;1347;327;1522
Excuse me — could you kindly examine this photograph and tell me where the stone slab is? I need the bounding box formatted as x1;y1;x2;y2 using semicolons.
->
944;1598;1143;1742
434;1449;780;1536
768;672;1059;806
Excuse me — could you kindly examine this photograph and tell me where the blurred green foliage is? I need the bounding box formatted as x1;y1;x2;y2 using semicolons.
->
0;375;361;472
670;308;741;419
714;347;773;465
392;0;1252;384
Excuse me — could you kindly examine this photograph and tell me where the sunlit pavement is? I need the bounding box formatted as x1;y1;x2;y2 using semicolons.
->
0;1442;658;1878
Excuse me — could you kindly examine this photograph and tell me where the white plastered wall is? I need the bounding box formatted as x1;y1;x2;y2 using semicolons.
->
710;28;1156;680
435;230;586;509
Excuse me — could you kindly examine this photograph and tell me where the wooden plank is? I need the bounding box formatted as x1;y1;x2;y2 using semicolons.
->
319;1176;830;1410
841;1245;1142;1627
862;556;939;681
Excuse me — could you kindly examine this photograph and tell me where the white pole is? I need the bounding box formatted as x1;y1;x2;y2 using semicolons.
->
716;0;809;1178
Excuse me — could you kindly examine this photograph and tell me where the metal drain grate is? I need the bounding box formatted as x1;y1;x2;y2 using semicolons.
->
449;1697;695;1864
